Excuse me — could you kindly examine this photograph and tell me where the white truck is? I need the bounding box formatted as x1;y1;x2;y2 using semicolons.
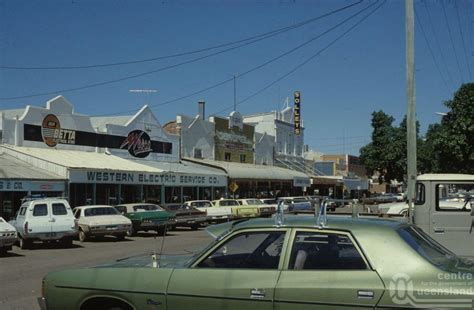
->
10;198;77;249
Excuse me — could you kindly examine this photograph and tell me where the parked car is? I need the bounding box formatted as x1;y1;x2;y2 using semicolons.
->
278;197;313;212
39;215;474;310
0;217;17;254
73;206;132;242
114;203;175;236
162;204;207;230
212;199;259;218
362;193;398;205
9;198;77;249
184;200;232;223
236;198;276;217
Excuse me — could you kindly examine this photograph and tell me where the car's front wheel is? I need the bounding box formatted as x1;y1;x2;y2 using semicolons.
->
78;230;88;242
19;237;31;250
126;227;136;237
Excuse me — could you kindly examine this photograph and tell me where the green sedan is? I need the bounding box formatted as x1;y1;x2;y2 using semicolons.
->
39;216;473;309
114;203;175;236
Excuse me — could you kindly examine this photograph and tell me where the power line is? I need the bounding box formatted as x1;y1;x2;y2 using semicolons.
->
0;1;362;71
91;0;381;117
423;0;454;87
210;0;386;117
441;0;464;83
415;6;450;92
0;1;364;101
453;0;472;80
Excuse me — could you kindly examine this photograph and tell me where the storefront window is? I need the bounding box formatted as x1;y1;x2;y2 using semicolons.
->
183;187;197;202
165;186;181;203
213;187;227;200
70;183;93;207
143;185;161;204
199;187;212;201
0;191;28;219
96;184;119;205
121;185;142;204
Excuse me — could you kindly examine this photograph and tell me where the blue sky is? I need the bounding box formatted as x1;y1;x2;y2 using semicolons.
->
0;0;472;155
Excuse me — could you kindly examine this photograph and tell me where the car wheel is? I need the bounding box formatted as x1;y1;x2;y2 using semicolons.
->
19;237;31;250
78;230;88;242
116;234;126;241
190;224;199;230
0;247;7;255
126;227;136;237
157;227;167;236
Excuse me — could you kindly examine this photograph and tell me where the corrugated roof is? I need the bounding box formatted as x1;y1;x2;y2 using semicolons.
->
136;159;227;176
90;116;131;131
0;153;65;180
186;158;309;181
2;146;161;172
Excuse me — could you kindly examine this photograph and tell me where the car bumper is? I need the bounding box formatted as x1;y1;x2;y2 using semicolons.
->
37;297;47;310
24;231;76;241
0;236;17;247
138;221;167;229
89;227;129;236
173;217;207;226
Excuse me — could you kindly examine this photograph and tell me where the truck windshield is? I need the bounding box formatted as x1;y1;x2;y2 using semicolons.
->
398;225;474;272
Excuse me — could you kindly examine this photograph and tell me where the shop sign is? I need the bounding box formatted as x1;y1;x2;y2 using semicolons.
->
294;91;301;136
70;170;227;187
229;111;243;130
120;130;153;158
0;180;65;192
293;176;311;187
41;114;76;147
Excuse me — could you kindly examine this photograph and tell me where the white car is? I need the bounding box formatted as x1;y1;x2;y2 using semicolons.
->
0;217;17;254
73;205;132;242
184;200;232;223
10;198;77;249
236;198;276;217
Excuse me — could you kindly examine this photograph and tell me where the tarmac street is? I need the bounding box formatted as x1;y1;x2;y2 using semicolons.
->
0;229;213;310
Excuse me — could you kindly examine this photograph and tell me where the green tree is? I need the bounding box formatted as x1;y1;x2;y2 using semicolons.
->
421;83;474;173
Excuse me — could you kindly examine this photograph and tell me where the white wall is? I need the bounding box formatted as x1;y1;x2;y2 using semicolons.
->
177;114;215;160
254;132;275;165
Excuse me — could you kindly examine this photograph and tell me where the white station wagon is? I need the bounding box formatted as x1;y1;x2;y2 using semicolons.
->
10;198;77;249
73;205;132;242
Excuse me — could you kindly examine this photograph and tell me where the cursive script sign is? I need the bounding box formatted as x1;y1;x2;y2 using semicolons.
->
120;130;153;158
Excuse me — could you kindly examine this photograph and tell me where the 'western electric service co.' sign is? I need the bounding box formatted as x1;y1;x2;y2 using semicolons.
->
69;170;227;187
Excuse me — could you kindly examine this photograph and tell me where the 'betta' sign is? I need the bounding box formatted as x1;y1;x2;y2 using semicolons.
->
120;130;153;158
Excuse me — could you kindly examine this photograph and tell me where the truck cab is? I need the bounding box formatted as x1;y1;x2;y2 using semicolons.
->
412;174;473;258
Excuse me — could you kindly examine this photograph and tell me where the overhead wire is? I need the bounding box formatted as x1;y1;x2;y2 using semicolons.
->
209;0;386;117
441;0;464;83
94;0;380;117
0;1;364;101
0;1;362;70
415;6;450;93
423;0;454;87
453;0;472;80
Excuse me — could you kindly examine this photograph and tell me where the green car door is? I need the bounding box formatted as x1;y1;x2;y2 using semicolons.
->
274;229;385;309
167;228;290;310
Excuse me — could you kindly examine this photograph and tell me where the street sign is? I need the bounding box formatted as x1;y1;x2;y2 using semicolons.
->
229;182;239;193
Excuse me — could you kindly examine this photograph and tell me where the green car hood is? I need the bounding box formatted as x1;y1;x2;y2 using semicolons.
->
125;210;173;220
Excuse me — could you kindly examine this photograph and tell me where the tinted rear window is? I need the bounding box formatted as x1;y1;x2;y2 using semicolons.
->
52;203;68;215
85;207;119;216
33;204;48;216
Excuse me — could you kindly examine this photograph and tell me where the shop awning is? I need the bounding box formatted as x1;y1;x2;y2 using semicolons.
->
185;158;310;182
0;153;65;180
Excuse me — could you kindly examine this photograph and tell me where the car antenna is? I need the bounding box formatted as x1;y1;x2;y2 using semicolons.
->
316;199;328;228
152;222;168;268
274;200;285;227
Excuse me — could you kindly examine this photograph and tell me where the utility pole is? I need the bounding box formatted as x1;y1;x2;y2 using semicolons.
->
406;0;416;224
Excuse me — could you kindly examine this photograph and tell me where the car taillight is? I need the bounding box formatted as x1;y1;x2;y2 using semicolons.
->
24;221;29;235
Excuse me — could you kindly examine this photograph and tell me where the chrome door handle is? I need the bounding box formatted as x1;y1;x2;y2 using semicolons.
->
358;290;374;299
250;288;265;299
434;227;445;233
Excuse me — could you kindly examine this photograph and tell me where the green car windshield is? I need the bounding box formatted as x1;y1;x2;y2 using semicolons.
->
398;225;474;272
